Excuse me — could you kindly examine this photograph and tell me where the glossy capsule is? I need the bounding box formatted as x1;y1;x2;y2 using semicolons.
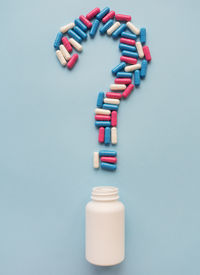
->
140;60;148;78
126;22;140;35
79;15;92;29
68;29;82;43
120;56;137;64
106;92;122;99
112;62;126;75
103;104;119;111
74;26;87;40
101;156;117;163
112;23;126;38
119;43;136;52
90;19;100;38
107;22;121;35
115;14;131;21
60;22;75;34
61;37;72;53
111;111;117;126
104;98;120;105
140;28;146;44
104;127;111;145
120;38;135;46
74;19;87;32
121;31;137;40
101;162;117;171
54;32;63;49
96;7;110;20
99;150;117;157
99;19;114;34
134;70;140;86
111;127;117;144
67;54;79;69
122;50;138;58
95;121;111;127
95;115;111;121
122;84;134;98
143;45;151;61
86;7;100;20
98;127;105;143
116;72;133;78
102;11;115;23
125;63;141;72
115;78;132;84
96;92;104;108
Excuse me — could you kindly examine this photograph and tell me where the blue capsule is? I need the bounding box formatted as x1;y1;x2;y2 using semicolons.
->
104;127;111;145
90;19;100;38
121;31;137;40
99;150;117;157
122;50;138;59
112;62;126;75
96;7;110;20
119;43;136;52
101;162;117;171
112;24;126;38
140;60;148;78
140;28;146;44
68;29;82;43
99;19;114;34
116;72;133;78
103;104;119;111
97;92;104;108
74;19;88;32
74;26;87;40
95;121;111;127
54;32;63;49
134;70;140;86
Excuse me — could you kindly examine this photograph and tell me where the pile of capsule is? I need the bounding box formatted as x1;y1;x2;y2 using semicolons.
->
94;150;117;171
53;7;151;171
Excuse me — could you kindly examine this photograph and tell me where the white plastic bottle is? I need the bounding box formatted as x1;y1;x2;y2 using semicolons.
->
85;186;125;266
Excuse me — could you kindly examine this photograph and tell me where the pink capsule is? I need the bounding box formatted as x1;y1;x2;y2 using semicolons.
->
120;38;136;46
100;156;117;163
98;127;105;143
61;37;72;53
122;84;134;98
120;56;137;64
115;14;131;22
95;115;111;121
67;54;78;69
111;111;117;127
115;78;132;85
102;11;115;23
143;45;151;62
106;92;122;99
86;7;100;20
79;15;92;29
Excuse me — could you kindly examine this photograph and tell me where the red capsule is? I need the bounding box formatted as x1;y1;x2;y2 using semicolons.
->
61;37;72;53
86;7;100;20
102;11;115;23
120;38;136;46
95;115;111;121
106;92;122;99
98;127;105;143
79;15;92;29
122;84;134;98
143;45;151;62
111;111;117;127
115;78;132;84
100;156;117;163
67;54;78;69
120;56;137;64
115;14;131;22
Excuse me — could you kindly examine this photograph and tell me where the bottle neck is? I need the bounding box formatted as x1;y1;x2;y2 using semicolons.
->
91;186;119;202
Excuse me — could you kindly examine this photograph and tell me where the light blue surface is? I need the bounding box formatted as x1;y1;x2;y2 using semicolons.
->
0;1;200;275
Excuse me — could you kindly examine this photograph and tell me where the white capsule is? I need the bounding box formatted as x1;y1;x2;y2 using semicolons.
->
136;41;144;58
69;38;82;52
60;22;75;33
107;22;121;35
111;127;117;144
59;45;71;61
126;22;140;35
93;152;99;169
95;108;111;115
125;63;141;72
104;98;120;105
110;84;126;91
56;50;67;66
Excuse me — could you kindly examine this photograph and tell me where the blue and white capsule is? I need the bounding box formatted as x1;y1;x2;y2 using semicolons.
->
90;19;100;38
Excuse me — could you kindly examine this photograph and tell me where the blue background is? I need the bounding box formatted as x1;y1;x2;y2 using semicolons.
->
0;0;200;274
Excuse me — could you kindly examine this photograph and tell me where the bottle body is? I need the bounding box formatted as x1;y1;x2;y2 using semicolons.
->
85;186;125;266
